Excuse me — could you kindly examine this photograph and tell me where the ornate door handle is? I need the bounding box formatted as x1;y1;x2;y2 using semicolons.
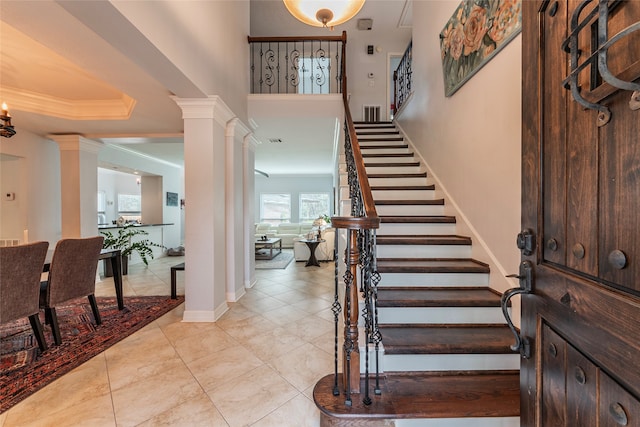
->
502;260;533;358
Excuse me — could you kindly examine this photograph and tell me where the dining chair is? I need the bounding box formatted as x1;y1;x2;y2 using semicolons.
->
40;236;104;346
0;241;50;352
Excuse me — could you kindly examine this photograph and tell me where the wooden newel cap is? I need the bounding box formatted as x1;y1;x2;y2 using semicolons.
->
331;216;380;230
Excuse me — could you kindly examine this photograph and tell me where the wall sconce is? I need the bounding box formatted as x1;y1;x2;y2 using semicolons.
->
0;103;16;138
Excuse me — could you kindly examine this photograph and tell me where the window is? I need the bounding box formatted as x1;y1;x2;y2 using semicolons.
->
260;193;291;224
300;193;330;223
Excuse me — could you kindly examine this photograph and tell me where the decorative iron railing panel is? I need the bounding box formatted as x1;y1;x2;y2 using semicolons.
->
248;35;345;94
393;40;412;115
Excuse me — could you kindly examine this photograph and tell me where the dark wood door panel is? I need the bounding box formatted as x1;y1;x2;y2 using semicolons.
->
534;266;640;398
600;371;640;427
542;0;569;268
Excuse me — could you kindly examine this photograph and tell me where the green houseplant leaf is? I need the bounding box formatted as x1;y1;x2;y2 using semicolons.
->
100;224;164;266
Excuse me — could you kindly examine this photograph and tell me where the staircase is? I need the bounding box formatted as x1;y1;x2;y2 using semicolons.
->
315;122;520;426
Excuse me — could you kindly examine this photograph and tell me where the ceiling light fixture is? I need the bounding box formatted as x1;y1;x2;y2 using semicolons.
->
283;0;366;29
0;103;16;138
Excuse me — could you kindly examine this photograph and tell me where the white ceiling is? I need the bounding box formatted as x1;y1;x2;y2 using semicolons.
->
0;0;411;175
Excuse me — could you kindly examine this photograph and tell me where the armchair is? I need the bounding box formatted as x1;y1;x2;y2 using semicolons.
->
0;241;50;352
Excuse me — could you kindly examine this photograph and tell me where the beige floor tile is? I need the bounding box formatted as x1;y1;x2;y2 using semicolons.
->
217;313;279;342
268;342;334;392
187;344;264;392
7;393;116;427
207;365;298;427
251;394;320;427
111;361;203;426
0;410;7;426
242;326;306;362
136;392;229;427
3;355;111;425
171;325;237;364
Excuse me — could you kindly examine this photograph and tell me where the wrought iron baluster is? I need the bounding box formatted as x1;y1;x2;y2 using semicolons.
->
331;229;341;396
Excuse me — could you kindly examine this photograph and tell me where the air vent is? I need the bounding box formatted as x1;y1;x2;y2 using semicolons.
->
357;18;373;30
363;105;381;122
268;138;284;144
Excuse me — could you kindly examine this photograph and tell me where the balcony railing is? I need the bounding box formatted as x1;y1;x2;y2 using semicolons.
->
393;40;412;116
248;33;346;94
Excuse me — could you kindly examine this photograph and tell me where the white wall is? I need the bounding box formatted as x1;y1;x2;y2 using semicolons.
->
0;129;62;246
97;168;141;225
112;0;250;123
0;154;23;240
395;1;522;298
255;174;334;224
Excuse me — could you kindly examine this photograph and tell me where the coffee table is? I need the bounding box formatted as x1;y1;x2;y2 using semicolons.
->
255;238;282;260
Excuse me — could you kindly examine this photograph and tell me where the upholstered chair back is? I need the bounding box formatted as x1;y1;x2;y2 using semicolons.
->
0;241;49;323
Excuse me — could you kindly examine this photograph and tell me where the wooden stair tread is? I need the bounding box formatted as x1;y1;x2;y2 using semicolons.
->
380;215;456;223
365;162;420;167
371;185;435;191
375;199;444;205
359;143;407;148
367;172;427;178
353;121;393;125
356;131;400;135
363;153;414;158
376;258;490;273
377;235;470;245
379;324;514;354
314;371;520;419
377;287;501;307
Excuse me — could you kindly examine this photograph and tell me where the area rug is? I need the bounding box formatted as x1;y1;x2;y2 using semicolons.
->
0;295;184;413
255;249;294;269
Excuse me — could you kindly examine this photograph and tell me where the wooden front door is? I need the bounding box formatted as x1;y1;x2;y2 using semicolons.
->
521;1;640;425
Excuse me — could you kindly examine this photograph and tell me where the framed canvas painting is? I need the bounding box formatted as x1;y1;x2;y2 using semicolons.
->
440;0;522;96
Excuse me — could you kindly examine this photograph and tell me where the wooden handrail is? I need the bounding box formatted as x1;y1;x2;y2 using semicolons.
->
340;32;379;224
247;32;347;43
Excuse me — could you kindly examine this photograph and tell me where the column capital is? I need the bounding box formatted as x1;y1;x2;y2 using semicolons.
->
171;95;234;128
48;134;103;154
243;133;260;151
225;117;251;141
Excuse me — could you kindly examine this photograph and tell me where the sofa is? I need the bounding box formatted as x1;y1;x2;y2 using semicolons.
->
293;228;336;262
254;222;315;248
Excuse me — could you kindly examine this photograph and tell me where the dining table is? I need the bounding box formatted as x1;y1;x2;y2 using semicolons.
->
43;248;124;310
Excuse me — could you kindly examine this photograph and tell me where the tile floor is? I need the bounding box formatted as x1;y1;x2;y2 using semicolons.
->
1;254;338;426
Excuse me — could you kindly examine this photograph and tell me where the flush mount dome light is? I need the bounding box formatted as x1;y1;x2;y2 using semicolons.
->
283;0;366;28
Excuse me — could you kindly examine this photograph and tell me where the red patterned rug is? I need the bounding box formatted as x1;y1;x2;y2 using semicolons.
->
0;295;184;413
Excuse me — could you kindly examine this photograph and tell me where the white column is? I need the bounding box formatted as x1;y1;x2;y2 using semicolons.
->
243;134;258;288
225;118;251;301
173;96;234;322
50;135;103;238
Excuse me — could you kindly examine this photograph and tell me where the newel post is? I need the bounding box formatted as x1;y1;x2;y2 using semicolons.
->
343;227;361;400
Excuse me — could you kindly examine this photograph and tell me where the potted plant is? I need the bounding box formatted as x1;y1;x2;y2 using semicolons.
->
100;224;164;276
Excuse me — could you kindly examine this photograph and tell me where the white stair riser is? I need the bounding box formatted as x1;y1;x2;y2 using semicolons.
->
382;353;520;372
365;157;416;164
372;190;436;200
378;307;509;324
395;417;520;427
376;205;444;216
377;244;471;259
369;177;428;186
366;165;423;174
361;147;411;155
378;223;457;235
378;272;489;287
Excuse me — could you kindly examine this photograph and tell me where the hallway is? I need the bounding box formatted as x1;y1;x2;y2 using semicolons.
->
0;256;335;426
